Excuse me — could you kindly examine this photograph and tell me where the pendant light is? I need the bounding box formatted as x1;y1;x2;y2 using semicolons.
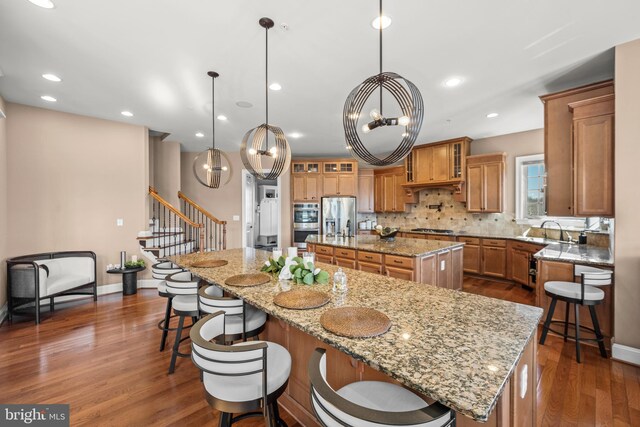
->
343;0;424;166
193;71;232;188
240;17;291;180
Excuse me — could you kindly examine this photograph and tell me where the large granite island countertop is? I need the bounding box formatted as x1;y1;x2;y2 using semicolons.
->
171;248;543;422
306;234;464;257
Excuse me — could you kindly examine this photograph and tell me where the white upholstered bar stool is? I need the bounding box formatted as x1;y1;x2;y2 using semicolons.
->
198;285;267;343
539;265;612;363
308;348;455;427
165;271;200;374
152;261;184;352
190;312;291;427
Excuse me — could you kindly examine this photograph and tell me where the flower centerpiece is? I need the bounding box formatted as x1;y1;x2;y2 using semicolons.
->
375;225;400;241
261;256;329;285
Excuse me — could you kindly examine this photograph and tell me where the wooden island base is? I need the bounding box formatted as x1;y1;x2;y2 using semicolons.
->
265;317;537;427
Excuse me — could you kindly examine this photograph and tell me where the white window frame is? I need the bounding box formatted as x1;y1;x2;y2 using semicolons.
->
515;154;589;229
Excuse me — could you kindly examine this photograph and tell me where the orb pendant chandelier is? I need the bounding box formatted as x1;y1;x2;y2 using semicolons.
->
193;71;232;188
343;0;424;166
240;17;291;180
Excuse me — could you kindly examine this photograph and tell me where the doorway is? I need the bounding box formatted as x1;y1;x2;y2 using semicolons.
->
241;170;282;249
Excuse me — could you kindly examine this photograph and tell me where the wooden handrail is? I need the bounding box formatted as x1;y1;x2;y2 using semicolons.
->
149;187;202;228
178;191;227;225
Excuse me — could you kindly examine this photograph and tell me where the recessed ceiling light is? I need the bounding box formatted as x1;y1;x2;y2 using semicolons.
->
269;83;282;91
40;95;56;102
486;112;499;118
42;73;61;82
28;0;55;9
216;115;227;121
444;77;463;88
236;101;253;108
121;111;133;117
195;132;204;138
371;15;392;30
288;132;302;139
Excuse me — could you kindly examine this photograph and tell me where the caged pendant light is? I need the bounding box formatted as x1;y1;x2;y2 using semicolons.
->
193;71;232;188
343;0;424;166
240;17;291;180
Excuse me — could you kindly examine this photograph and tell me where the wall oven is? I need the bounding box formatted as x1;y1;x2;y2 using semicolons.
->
293;203;319;249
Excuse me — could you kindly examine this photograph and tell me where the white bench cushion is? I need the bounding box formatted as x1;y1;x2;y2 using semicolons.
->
545;281;605;301
35;257;95;297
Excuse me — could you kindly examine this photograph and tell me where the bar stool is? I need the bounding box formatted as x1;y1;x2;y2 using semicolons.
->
152;261;183;352
190;312;291;427
539;265;612;363
308;348;455;427
165;271;200;374
198;285;267;343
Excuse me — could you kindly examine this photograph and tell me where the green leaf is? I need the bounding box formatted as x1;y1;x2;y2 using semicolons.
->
316;270;329;284
294;268;303;279
289;264;297;273
303;272;314;285
277;256;285;266
292;256;303;264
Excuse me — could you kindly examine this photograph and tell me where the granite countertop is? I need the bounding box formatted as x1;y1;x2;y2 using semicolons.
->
533;242;614;267
170;248;543;422
306;234;464;257
399;229;614;266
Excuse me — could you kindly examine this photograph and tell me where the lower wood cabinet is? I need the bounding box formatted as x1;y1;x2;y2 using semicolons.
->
357;261;383;275
335;257;356;269
510;249;530;285
385;265;415;281
316;254;333;264
482;246;507;278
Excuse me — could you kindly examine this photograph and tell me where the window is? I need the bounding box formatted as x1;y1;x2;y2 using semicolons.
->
516;154;545;220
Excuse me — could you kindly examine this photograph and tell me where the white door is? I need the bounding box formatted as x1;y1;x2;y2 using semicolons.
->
244;173;255;248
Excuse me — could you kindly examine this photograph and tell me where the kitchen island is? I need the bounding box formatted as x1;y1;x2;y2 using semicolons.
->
306;235;465;290
171;248;543;426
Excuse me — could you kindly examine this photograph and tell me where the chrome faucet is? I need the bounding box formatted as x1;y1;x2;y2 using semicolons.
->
540;220;564;241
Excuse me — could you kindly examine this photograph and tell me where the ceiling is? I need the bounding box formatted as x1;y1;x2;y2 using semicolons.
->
0;0;638;157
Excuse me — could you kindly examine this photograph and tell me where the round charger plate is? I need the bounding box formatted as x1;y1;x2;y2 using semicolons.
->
225;273;271;287
320;307;391;338
274;289;330;310
191;260;228;268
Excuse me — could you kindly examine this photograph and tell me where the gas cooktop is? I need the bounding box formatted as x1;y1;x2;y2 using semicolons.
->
410;228;455;234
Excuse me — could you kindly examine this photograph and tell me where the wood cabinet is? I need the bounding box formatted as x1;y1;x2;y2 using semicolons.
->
540;80;614;216
292;174;322;202
569;94;615;217
459;237;481;274
291;161;321;174
405;137;471;185
510;249;530;285
374;166;405;213
466;153;505;213
357;169;374;213
482;245;507;278
323;174;356;197
323;161;355;174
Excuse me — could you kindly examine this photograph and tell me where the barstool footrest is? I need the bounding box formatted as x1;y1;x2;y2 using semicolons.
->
544;320;605;342
157;314;180;331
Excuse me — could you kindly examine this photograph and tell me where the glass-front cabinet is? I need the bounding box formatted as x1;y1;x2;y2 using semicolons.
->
292;161;320;174
323;161;354;173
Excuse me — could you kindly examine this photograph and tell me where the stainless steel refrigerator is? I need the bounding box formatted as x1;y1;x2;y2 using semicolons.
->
321;196;357;237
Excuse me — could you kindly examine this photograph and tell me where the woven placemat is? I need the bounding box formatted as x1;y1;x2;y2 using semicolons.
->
225;273;271;287
320;307;391;338
191;260;228;268
274;289;330;310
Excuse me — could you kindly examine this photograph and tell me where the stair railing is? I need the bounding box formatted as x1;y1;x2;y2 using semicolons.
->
148;187;205;255
178;191;227;252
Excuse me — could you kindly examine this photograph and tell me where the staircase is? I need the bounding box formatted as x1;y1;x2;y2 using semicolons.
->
137;187;226;265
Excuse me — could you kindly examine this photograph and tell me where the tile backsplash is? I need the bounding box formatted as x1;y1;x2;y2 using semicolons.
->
376;188;527;235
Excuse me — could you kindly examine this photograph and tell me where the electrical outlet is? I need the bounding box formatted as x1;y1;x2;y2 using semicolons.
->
116;218;124;227
440;260;446;271
233;215;240;221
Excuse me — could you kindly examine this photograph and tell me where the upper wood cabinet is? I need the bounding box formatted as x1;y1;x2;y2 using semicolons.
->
292;174;322;202
374;166;405;213
466;153;506;213
569;94;615;217
323;161;355;174
291;161;321;174
357;169;374;213
323;174;356;196
540;80;614;216
405;137;471;186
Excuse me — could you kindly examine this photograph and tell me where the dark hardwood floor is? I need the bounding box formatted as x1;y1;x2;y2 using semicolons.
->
0;278;638;426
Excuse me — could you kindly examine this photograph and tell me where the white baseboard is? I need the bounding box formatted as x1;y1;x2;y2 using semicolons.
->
612;343;640;366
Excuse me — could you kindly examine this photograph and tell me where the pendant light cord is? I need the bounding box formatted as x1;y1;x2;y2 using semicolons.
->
211;75;216;151
379;0;383;115
265;23;269;150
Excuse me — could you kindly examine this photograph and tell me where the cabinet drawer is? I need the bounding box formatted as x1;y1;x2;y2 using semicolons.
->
385;255;415;269
315;245;334;256
316;254;333;265
335;258;356;269
385;266;415;281
428;234;455;242
510;241;544;253
458;236;480;245
358;251;383;264
334;248;356;260
483;238;506;247
357;261;383;275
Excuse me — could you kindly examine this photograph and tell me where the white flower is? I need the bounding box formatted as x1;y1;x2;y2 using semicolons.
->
264;261;270;266
314;268;321;275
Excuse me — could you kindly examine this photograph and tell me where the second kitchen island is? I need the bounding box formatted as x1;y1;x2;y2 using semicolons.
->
306;234;465;290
